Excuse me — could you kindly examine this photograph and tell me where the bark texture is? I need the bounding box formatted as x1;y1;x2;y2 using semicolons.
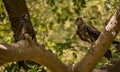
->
0;40;68;72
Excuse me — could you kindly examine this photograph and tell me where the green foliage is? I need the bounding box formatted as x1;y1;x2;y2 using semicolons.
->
0;0;13;44
52;37;76;56
4;63;20;72
0;0;120;71
3;63;47;72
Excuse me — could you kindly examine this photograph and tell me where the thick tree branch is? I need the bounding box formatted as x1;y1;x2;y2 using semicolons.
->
0;40;68;72
73;7;120;72
0;40;33;64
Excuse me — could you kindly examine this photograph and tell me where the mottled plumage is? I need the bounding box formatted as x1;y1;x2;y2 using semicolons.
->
76;17;112;60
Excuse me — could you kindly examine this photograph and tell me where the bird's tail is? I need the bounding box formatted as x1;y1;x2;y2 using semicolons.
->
104;49;112;60
112;40;120;44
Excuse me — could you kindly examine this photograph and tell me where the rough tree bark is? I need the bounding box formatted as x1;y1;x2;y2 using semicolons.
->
0;40;68;72
0;0;120;72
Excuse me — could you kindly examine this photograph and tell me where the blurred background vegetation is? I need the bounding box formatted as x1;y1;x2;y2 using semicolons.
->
0;0;120;72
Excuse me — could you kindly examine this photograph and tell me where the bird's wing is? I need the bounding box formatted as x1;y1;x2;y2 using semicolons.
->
86;25;100;41
76;29;89;42
77;26;92;43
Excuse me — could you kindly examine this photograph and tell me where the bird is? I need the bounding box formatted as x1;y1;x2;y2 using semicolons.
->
76;16;120;60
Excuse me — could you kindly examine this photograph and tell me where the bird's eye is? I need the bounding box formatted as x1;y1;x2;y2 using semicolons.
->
76;18;79;21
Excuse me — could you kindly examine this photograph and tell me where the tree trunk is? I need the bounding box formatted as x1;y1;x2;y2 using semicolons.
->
2;0;36;42
2;0;37;70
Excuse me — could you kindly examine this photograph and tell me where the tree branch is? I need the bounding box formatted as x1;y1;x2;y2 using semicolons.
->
73;7;120;72
0;40;68;72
